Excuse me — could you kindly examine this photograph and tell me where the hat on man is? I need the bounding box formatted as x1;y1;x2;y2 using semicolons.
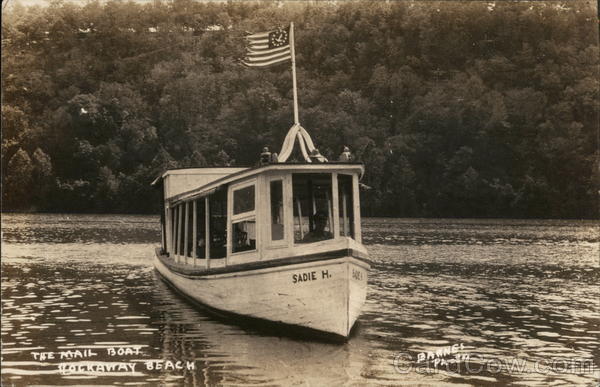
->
313;211;328;221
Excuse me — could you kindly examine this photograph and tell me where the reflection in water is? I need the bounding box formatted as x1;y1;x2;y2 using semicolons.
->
1;214;599;385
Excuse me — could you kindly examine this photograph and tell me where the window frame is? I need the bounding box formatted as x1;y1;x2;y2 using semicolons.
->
208;187;228;260
232;184;256;216
266;175;291;248
192;198;209;262
228;179;258;257
337;172;356;239
291;172;335;246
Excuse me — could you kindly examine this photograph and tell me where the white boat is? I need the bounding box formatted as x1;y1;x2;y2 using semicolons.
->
152;124;370;340
150;24;370;339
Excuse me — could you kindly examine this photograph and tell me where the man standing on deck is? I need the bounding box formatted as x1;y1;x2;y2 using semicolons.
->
302;211;333;243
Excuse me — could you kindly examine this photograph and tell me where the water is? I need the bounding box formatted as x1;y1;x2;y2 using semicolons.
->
1;214;598;386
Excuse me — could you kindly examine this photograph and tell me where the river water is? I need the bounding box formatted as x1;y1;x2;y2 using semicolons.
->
1;214;598;386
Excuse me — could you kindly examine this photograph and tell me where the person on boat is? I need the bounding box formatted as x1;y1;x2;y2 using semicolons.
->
338;146;352;162
302;211;332;243
196;237;206;258
260;147;271;165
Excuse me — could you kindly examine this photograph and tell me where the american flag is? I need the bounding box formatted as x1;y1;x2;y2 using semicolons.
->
242;26;291;67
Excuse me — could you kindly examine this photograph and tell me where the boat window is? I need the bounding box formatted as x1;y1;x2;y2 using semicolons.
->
160;188;166;252
233;185;255;215
186;202;193;257
338;174;355;239
270;180;284;241
232;220;256;253
179;205;185;256
172;206;178;255
195;199;206;258
292;173;333;244
209;188;227;258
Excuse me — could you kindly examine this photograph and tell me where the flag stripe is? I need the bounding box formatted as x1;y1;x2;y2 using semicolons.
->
246;45;290;57
244;50;290;64
244;50;291;62
248;44;269;50
242;55;291;67
247;38;269;44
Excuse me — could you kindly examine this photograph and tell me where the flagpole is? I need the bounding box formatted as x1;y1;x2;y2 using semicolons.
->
290;22;299;125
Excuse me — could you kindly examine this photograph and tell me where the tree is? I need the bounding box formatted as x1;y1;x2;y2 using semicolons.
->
5;148;34;209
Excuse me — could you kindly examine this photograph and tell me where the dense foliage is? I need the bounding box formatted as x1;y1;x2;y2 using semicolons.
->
2;0;598;218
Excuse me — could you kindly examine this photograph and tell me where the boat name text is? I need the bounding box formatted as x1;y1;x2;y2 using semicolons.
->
352;268;364;281
292;270;331;283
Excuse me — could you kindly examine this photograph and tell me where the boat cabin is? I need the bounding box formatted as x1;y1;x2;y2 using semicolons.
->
152;163;365;269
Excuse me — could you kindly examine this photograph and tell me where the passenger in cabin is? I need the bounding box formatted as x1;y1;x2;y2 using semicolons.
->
196;237;206;258
233;222;255;252
302;211;332;243
235;224;248;246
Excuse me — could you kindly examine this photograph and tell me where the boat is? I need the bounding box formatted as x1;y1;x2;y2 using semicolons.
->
152;23;369;340
151;124;370;340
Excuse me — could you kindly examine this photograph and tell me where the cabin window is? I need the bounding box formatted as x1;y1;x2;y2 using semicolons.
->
171;206;178;255
160;187;166;252
185;202;193;257
178;205;185;256
195;199;206;258
338;174;355;239
231;182;257;254
232;220;256;253
292;173;333;244
270;180;284;241
233;185;255;215
209;188;227;258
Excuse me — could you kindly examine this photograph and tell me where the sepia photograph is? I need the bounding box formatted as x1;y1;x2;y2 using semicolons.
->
1;0;598;385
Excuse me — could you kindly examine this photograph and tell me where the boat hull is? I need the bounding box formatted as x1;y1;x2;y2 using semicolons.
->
153;252;369;339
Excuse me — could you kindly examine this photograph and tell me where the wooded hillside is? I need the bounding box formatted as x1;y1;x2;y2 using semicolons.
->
2;0;598;218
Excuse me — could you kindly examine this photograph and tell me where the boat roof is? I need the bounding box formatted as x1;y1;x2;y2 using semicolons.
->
150;167;247;186
154;162;364;204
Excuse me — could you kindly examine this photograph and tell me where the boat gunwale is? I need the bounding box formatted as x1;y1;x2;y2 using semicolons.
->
155;247;371;278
